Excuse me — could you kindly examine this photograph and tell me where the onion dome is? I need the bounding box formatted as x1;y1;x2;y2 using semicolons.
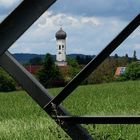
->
55;28;67;39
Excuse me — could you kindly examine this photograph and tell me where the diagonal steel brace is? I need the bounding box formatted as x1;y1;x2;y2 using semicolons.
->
44;13;140;109
0;0;56;55
0;51;93;139
0;0;93;139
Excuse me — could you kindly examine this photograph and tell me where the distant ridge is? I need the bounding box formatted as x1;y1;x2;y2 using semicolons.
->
13;53;95;63
12;53;139;64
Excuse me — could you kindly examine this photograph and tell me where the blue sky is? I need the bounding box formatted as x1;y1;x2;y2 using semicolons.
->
0;0;140;58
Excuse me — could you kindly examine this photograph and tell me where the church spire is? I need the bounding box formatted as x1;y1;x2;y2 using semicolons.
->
55;28;67;66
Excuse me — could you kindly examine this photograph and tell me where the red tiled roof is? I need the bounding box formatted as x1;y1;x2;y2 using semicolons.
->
25;65;42;74
114;67;126;76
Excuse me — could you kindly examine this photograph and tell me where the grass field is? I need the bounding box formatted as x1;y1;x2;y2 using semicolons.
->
0;80;140;140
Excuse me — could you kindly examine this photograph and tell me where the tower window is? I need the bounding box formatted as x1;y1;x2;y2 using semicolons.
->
62;45;64;49
59;45;61;50
59;52;61;54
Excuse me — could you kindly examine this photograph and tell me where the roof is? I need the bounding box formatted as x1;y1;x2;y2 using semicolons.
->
25;65;42;74
114;67;126;76
55;28;67;39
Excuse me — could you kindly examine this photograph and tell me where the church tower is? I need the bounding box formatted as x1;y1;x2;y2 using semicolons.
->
55;28;67;66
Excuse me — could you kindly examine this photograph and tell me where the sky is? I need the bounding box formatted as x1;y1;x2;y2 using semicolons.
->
0;0;140;58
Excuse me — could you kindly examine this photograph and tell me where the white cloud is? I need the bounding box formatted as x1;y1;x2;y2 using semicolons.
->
6;10;140;58
0;0;15;7
0;0;22;8
37;11;101;29
134;44;140;49
0;0;139;59
131;30;140;39
81;17;100;26
0;0;22;22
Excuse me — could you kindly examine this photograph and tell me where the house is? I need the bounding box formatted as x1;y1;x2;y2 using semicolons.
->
114;67;126;76
25;65;42;74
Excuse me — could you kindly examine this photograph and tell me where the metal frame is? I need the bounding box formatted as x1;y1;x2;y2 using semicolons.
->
56;116;140;124
0;0;140;139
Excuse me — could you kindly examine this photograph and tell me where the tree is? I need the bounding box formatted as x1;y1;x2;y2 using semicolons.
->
76;55;82;65
125;53;129;58
29;57;43;65
114;53;118;58
0;68;16;92
67;57;81;79
85;55;92;64
125;62;140;80
37;54;64;88
133;50;137;61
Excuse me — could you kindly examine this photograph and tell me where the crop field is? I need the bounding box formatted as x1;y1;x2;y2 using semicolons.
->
0;80;140;140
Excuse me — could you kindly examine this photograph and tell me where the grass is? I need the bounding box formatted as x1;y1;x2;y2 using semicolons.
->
0;80;140;139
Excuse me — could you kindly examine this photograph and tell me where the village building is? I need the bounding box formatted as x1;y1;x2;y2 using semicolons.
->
25;65;42;74
114;67;126;77
55;27;67;66
25;27;68;74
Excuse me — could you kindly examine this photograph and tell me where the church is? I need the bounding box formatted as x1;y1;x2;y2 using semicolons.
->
55;27;67;66
25;27;68;74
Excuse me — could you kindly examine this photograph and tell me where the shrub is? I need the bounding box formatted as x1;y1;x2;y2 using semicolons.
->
125;62;140;80
37;54;65;88
0;68;16;92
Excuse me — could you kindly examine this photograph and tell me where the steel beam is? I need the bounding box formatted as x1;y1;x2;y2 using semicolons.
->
57;116;140;124
0;0;56;56
0;51;93;140
0;0;139;138
44;14;140;108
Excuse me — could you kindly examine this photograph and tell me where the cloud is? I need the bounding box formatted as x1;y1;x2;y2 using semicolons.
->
38;11;101;29
51;0;140;21
8;11;126;54
0;0;17;7
1;0;139;22
81;17;100;26
134;44;140;49
0;0;22;8
0;0;22;19
1;0;139;58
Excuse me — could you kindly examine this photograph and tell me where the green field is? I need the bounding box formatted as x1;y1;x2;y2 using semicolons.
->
0;80;140;140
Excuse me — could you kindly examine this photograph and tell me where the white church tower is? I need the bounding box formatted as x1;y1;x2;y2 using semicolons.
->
55;28;67;66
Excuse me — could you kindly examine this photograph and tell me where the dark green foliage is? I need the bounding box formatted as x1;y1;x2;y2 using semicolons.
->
0;68;16;92
125;62;140;80
86;56;130;84
76;55;93;65
29;57;43;65
67;57;81;79
114;53;118;58
37;54;65;88
125;53;128;58
115;75;127;82
132;50;137;61
75;54;132;84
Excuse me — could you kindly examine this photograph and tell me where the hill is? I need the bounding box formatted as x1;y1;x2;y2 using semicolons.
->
13;53;95;63
13;53;45;63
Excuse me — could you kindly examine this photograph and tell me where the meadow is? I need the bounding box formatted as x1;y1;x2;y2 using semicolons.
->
0;80;140;140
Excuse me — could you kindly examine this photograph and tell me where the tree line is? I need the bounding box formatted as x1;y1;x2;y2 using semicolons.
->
0;50;139;91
